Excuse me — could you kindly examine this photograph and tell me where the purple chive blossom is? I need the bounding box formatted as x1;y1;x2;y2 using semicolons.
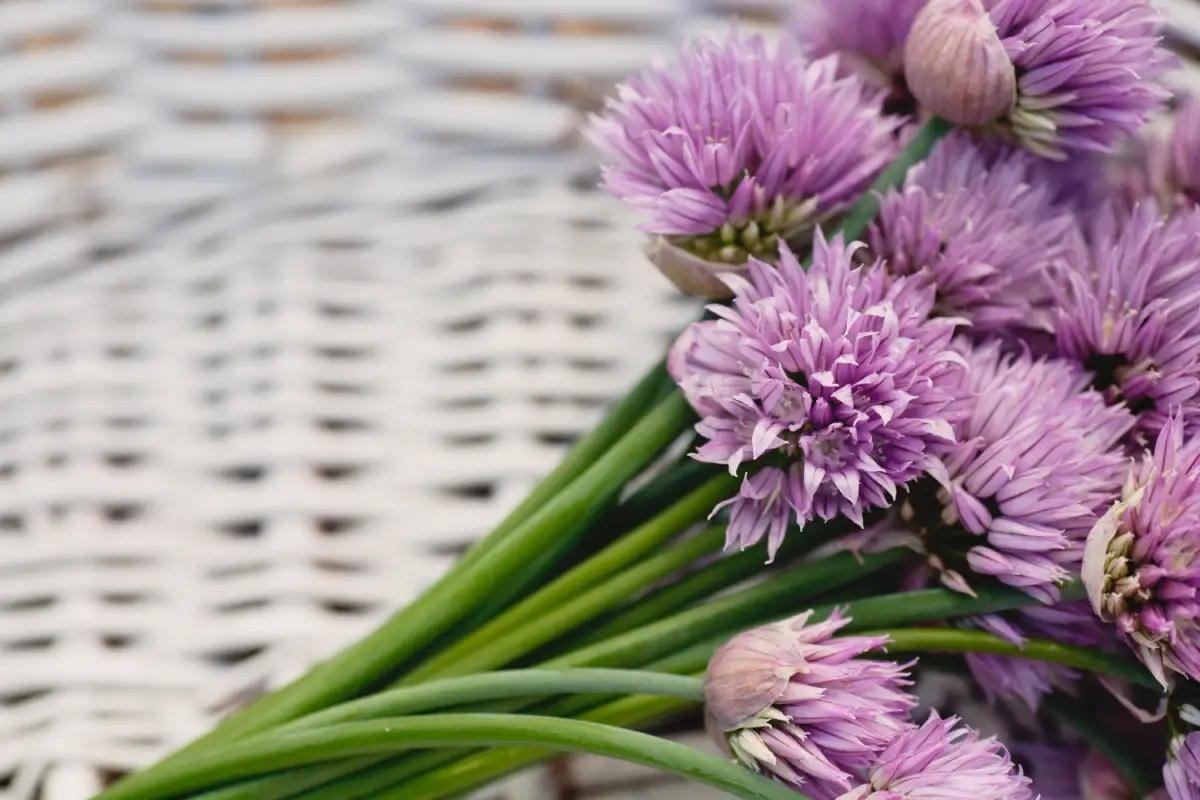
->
1166;733;1200;800
961;601;1111;710
836;711;1033;800
1084;415;1200;686
585;30;899;266
903;0;1170;157
934;342;1132;602
790;0;928;112
848;343;1130;709
706;610;917;800
985;0;1173;159
869;132;1076;331
1051;202;1200;442
669;235;967;559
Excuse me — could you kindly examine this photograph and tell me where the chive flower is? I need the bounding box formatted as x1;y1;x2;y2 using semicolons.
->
706;610;917;800
669;235;966;559
586;29;899;296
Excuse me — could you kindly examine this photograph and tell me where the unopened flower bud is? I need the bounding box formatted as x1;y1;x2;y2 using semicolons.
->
644;234;747;299
903;0;1016;126
703;611;916;797
704;619;805;732
1081;416;1200;689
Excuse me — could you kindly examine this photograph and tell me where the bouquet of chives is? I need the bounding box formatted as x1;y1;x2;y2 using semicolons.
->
96;0;1200;798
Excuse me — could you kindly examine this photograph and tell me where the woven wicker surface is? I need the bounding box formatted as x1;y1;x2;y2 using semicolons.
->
0;3;1199;799
0;182;695;799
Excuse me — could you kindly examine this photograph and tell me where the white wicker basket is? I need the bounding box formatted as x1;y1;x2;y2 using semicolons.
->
0;0;141;297
0;181;695;800
2;3;1200;800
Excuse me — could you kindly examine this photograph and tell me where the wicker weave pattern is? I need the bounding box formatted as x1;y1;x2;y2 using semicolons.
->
0;185;694;799
0;0;141;298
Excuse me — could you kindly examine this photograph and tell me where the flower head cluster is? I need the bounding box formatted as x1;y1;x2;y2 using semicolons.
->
846;342;1128;708
1167;732;1200;800
836;711;1033;800
931;342;1131;601
706;610;917;800
901;0;1171;158
585;31;899;294
869;132;1076;331
987;0;1172;158
1051;202;1200;442
1084;415;1200;685
790;0;928;113
669;235;966;559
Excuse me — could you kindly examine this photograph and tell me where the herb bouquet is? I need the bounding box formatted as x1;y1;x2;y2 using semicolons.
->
95;1;1200;798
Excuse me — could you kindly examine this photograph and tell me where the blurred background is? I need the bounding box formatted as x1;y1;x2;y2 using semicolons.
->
1;2;1199;799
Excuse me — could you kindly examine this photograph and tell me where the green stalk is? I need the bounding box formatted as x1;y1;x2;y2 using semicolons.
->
566;517;847;650
124;362;676;774
411;525;728;681
872;628;1157;688
103;671;701;800
835;116;953;243
1044;693;1160;797
278;669;702;736
191;761;381;800
253;581;1060;800
296;696;701;800
288;753;468;800
195;575;1063;800
534;582;1077;723
841;581;1085;631
376;582;1077;800
322;538;864;796
174;674;706;800
182;549;873;800
709;583;1086;664
607;459;720;531
457;357;675;569
403;476;737;682
101;714;803;800
517;454;713;587
185;542;861;800
204;540;870;800
429;381;700;651
542;549;907;670
124;391;695;770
